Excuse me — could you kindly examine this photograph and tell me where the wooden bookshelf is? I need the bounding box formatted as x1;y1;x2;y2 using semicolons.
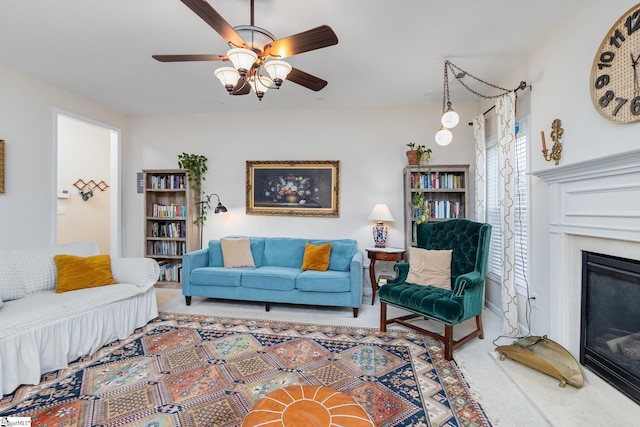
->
403;164;470;249
143;169;200;286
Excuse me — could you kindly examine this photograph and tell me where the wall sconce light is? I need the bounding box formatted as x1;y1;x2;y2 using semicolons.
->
541;119;563;165
367;204;395;248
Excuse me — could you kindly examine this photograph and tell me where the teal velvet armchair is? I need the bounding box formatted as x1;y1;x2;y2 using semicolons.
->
379;219;492;360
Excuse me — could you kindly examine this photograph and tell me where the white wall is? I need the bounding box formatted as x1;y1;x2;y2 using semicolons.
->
123;103;479;265
490;0;640;336
0;65;127;250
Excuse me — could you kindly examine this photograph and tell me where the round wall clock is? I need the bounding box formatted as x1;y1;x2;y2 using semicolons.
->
590;3;640;123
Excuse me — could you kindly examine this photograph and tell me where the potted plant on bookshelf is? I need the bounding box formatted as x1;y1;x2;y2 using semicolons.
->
177;152;208;225
406;142;432;166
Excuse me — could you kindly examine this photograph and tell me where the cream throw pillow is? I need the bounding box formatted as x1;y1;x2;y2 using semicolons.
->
221;237;255;268
406;247;452;289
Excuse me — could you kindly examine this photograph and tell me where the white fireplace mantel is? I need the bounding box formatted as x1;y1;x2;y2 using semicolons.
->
532;149;640;356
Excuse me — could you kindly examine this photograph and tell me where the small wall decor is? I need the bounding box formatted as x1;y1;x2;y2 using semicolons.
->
73;178;110;201
0;140;4;194
541;119;563;165
246;160;340;217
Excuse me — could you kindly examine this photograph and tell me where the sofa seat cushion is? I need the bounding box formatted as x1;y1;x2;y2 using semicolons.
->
241;266;300;291
190;267;250;287
379;283;462;323
296;270;352;293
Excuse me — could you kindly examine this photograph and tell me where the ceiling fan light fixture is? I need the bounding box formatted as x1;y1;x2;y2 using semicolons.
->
214;67;241;93
226;48;258;76
264;60;292;88
441;105;460;128
248;75;274;101
435;126;453;146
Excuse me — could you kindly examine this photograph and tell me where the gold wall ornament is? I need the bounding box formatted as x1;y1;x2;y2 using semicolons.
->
541;119;563;165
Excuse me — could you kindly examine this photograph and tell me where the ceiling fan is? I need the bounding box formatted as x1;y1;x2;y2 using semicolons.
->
152;0;339;100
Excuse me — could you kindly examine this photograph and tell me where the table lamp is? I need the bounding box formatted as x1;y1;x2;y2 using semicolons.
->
367;204;395;248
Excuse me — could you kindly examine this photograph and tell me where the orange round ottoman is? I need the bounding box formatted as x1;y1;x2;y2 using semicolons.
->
242;385;374;427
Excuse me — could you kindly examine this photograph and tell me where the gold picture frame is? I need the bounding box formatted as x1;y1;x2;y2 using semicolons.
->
0;140;4;194
246;160;340;217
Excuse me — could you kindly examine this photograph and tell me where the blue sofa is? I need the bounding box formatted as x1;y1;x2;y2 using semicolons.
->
182;237;363;317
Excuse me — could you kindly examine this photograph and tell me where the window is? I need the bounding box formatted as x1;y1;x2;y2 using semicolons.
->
485;117;529;291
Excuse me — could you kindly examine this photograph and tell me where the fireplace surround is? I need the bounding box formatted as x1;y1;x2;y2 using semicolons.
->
533;148;640;405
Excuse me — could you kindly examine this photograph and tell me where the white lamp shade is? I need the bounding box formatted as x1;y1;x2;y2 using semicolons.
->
441;107;460;128
214;67;240;88
226;48;257;71
264;60;292;81
248;75;273;94
367;204;395;222
435;126;453;146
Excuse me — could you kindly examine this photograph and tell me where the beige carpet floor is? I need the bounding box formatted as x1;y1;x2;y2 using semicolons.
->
156;288;640;426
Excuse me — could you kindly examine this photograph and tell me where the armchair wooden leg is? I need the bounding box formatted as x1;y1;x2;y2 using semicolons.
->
444;325;454;360
380;302;387;332
476;315;484;339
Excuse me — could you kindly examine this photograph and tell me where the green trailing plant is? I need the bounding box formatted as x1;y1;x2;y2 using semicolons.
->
177;152;208;225
406;143;432;225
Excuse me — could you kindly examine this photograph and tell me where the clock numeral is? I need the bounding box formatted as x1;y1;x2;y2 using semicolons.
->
612;97;628;116
632;96;640;115
594;74;610;89
609;29;626;48
597;51;614;70
599;91;615;107
625;10;640;36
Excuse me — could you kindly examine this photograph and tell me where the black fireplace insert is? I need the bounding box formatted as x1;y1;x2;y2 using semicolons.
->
580;251;640;404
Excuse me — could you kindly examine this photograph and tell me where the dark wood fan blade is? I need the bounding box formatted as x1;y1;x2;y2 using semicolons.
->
263;25;338;59
152;54;227;62
286;68;327;91
180;0;247;49
232;79;251;95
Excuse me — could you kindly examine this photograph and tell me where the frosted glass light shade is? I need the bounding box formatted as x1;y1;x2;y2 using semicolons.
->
226;48;257;72
248;75;273;94
435;126;453;146
441;107;460;128
214;67;240;91
367;204;395;222
264;60;292;85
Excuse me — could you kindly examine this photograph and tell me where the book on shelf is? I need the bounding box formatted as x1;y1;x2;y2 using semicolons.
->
411;172;464;190
150;174;186;190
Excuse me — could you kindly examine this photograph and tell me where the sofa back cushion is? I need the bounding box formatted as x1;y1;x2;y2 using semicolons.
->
262;238;307;268
309;239;357;271
209;237;265;267
0;241;100;301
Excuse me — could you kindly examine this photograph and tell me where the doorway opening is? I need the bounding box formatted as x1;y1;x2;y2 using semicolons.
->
55;111;121;256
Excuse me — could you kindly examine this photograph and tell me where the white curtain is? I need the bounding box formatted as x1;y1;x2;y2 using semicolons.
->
472;114;486;223
496;92;519;336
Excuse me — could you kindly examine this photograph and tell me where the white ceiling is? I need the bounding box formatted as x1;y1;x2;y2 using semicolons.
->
0;0;580;115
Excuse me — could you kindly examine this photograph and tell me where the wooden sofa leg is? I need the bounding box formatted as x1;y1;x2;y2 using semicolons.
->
444;325;454;360
380;302;387;332
185;296;192;306
476;315;484;339
353;308;359;318
265;303;271;312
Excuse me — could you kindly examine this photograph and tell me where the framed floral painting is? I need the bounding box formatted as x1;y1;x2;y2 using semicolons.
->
246;160;340;217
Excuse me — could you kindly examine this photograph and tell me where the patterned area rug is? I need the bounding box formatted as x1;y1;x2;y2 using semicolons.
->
0;313;492;427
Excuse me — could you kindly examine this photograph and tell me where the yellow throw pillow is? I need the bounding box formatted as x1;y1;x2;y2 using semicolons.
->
220;237;256;268
54;254;117;293
406;247;452;289
301;243;332;271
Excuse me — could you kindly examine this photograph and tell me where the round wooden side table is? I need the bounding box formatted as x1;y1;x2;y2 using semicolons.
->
366;247;405;305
